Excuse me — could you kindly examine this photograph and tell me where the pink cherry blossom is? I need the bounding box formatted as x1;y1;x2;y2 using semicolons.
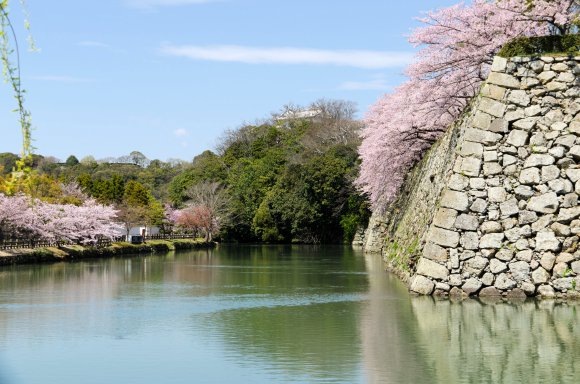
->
0;193;123;245
357;0;578;210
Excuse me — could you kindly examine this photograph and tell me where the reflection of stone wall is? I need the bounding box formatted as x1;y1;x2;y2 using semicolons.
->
410;297;580;383
360;253;434;384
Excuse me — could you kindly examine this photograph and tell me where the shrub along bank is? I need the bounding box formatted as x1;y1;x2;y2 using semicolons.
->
0;239;215;266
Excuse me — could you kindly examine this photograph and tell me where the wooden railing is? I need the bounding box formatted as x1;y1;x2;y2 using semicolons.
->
144;234;197;240
0;234;198;250
0;238;113;250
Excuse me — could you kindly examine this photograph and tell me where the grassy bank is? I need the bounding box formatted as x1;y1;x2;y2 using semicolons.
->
0;239;216;266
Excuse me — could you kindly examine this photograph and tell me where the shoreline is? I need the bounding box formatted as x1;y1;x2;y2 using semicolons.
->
0;239;216;266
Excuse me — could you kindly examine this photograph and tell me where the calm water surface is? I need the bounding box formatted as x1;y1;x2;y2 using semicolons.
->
0;245;578;383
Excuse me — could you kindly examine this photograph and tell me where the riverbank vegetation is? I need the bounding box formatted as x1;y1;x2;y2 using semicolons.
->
0;238;215;266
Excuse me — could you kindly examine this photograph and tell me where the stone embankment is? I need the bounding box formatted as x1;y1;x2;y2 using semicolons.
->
364;55;580;299
0;239;215;266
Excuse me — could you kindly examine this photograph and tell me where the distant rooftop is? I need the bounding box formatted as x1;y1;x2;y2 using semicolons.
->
277;108;323;121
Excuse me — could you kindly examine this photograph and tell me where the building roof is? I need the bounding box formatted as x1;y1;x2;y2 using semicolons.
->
277;108;323;121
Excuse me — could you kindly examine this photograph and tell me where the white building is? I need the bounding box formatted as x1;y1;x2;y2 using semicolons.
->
277;108;323;123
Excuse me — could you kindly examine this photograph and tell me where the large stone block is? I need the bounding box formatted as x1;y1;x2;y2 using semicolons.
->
538;70;557;83
557;206;580;223
470;198;487;213
479;97;507;118
462;278;483;295
509;261;530;281
479;233;505;249
483;162;503;176
532;266;550;285
490;259;507;274
472;111;492;130
508;90;531;106
464;128;502;145
523;154;555;168
527;192;559;213
535;229;561;252
541;165;560;182
410;275;435;295
537;285;555;297
460;232;480;250
416;258;449;280
566;168;580;183
488;187;507;203
507;129;529;147
454;214;479;231
546;81;568;91
500;198;519;217
422;242;448;262
519;168;541;185
440;190;469;212
457;141;484;158
448;174;469;191
427;227;460;248
433;208;458;229
540;253;556;271
490;56;507;72
489;118;509;133
513;117;537;130
494;273;516;290
487;72;520;89
459;157;482;177
464;256;489;276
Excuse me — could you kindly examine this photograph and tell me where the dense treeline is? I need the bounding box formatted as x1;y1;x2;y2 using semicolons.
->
0;99;370;243
169;99;370;243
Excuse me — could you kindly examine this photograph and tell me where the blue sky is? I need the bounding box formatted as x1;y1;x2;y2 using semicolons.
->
0;0;458;162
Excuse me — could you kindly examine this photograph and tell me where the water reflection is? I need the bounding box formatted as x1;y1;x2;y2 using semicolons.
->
360;252;580;384
0;246;578;383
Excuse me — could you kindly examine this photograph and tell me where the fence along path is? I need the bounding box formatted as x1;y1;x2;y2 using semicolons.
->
0;234;198;250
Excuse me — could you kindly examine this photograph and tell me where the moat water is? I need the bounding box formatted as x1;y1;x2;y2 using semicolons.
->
0;245;578;383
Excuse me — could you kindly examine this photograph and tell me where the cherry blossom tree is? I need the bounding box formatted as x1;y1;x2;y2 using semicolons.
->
357;0;579;210
0;194;36;240
0;193;123;245
172;204;217;241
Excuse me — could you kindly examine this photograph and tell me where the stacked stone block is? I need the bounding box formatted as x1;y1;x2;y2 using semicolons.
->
410;55;580;298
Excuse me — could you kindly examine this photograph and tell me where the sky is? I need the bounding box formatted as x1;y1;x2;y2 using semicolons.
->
0;0;458;162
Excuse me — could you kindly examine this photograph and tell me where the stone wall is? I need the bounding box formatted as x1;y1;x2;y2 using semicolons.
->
366;55;580;299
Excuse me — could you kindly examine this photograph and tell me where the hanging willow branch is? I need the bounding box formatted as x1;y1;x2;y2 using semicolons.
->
0;0;34;193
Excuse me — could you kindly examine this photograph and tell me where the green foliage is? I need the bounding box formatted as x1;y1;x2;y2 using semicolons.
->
123;180;150;207
245;143;369;243
0;152;18;174
65;155;79;166
168;150;227;205
498;34;580;57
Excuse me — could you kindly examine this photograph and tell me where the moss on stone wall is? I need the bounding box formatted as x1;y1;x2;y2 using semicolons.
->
498;35;580;58
377;103;471;281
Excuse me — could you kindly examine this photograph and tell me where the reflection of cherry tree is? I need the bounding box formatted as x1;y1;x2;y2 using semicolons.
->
357;0;579;210
0;194;122;244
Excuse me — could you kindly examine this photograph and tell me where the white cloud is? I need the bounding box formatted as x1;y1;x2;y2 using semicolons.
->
161;45;414;69
338;76;392;91
78;41;110;48
125;0;217;9
174;128;188;137
30;75;95;83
